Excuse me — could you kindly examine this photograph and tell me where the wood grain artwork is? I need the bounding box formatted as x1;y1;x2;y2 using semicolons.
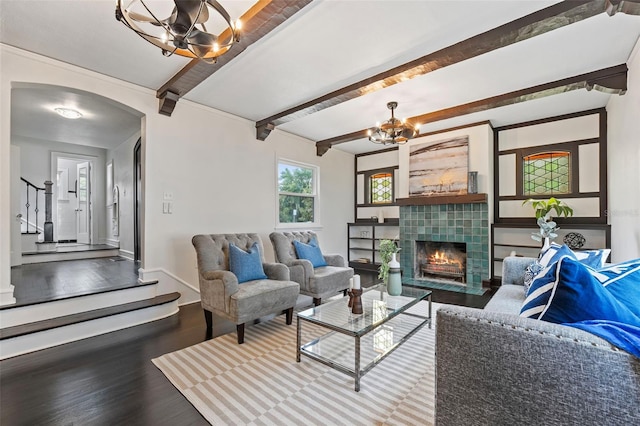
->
409;136;469;196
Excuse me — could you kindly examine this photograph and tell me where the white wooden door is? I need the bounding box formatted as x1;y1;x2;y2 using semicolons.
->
76;161;91;244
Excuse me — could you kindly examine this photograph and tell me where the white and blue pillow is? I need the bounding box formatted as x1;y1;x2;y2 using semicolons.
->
228;242;268;283
520;256;640;357
293;238;327;268
538;243;610;269
523;260;543;294
520;257;639;324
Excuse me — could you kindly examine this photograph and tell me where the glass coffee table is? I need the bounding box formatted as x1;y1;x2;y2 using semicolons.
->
296;284;432;391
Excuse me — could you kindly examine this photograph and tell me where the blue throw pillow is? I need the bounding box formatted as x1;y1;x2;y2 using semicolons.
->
520;257;640;327
228;242;268;283
589;258;640;317
293;238;327;268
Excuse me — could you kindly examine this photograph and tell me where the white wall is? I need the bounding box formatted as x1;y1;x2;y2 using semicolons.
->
0;45;354;294
106;132;140;254
607;38;640;262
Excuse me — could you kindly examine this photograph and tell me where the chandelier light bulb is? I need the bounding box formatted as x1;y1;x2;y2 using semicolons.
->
235;19;242;30
213;42;220;53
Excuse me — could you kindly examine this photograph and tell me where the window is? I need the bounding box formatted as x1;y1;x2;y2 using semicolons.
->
370;172;393;204
359;167;396;205
277;159;319;226
523;151;571;196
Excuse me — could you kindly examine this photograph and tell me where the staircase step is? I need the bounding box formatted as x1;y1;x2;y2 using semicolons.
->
0;293;180;340
21;247;120;264
1;292;181;359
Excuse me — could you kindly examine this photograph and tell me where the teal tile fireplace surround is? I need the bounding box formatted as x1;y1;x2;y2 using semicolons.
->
399;203;489;295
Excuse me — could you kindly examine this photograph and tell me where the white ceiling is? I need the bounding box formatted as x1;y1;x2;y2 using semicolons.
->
1;0;639;155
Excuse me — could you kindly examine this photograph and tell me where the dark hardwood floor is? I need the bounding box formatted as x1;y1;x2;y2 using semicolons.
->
7;257;142;308
0;273;494;425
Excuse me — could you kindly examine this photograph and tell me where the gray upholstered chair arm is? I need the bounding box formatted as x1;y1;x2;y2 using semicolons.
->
501;256;536;286
198;270;239;313
290;258;314;277
323;253;345;267
201;269;237;284
435;305;639;425
263;262;290;281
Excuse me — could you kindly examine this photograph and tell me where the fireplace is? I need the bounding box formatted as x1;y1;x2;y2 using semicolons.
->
400;202;489;295
415;241;467;284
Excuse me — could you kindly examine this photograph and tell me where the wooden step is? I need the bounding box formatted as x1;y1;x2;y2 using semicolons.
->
0;292;180;340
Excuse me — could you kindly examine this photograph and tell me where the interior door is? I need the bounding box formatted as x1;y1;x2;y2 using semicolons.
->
76;161;91;244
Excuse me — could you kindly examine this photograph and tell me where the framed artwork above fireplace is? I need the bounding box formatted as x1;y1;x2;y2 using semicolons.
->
408;135;469;197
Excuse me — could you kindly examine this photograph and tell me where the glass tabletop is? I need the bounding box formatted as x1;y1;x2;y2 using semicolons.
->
297;284;431;337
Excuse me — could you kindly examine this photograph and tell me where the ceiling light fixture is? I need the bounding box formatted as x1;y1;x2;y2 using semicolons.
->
54;108;83;119
115;0;240;63
367;102;419;145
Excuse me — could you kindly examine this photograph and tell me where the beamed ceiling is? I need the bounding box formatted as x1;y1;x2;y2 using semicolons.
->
1;0;639;154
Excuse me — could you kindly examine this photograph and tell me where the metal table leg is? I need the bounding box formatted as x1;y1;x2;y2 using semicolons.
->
296;315;301;362
355;335;361;392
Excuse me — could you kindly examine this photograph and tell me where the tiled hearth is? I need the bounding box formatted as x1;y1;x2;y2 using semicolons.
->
399;202;489;295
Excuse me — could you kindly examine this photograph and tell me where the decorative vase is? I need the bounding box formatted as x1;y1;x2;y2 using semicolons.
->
387;252;402;296
542;237;551;251
467;171;478;194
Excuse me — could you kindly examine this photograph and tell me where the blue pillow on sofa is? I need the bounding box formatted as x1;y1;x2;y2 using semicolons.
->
293;238;327;268
520;257;640;325
228;242;268;283
521;256;640;357
590;258;640;318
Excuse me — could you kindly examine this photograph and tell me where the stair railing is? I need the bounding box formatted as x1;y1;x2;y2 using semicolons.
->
20;177;45;235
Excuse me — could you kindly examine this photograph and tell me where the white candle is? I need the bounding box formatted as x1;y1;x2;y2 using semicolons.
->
349;277;354;289
353;274;361;290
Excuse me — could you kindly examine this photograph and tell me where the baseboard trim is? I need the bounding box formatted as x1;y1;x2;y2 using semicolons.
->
138;268;200;306
119;249;134;260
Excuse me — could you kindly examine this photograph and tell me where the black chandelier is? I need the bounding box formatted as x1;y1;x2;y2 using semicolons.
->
115;0;240;63
367;101;419;145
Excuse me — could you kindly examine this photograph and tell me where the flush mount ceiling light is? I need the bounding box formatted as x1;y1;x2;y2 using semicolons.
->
54;107;83;119
367;101;420;145
115;0;240;63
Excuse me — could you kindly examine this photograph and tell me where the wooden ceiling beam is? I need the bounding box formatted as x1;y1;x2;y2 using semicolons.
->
259;0;637;140
315;64;628;156
156;0;313;117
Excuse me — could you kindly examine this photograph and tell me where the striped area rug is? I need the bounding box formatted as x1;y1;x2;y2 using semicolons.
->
152;302;440;425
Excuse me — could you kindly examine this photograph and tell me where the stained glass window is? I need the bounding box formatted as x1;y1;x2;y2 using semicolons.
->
523;151;571;195
370;172;393;203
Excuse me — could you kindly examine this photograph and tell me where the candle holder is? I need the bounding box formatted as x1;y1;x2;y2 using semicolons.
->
351;288;363;314
347;289;354;308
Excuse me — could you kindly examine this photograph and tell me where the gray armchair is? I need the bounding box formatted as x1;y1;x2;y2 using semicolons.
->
192;233;299;344
269;231;353;305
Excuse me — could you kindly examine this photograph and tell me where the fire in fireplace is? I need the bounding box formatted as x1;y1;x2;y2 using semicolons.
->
415;241;467;284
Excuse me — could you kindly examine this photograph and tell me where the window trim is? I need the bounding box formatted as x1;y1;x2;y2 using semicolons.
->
275;158;321;229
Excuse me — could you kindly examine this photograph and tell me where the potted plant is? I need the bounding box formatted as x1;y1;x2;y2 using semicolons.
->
378;239;400;284
522;197;574;249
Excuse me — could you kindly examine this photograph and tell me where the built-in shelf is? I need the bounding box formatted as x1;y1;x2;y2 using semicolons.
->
396;193;487;206
348;222;399;272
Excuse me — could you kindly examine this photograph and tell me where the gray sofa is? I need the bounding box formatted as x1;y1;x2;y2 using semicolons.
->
435;256;640;425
